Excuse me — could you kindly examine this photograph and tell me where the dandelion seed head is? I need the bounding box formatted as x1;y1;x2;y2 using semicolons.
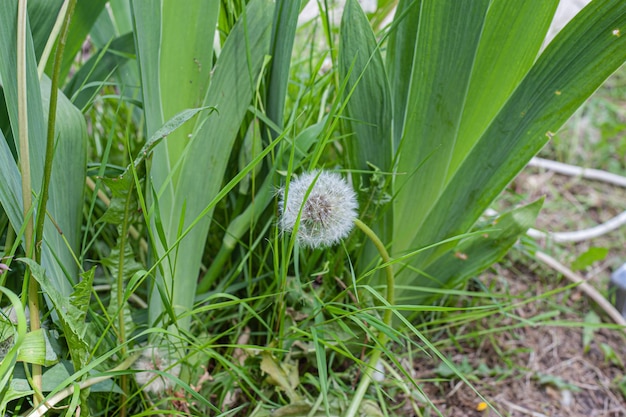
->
280;171;358;248
134;347;181;394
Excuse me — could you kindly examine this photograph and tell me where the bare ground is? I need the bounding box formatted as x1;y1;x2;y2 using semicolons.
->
412;266;626;417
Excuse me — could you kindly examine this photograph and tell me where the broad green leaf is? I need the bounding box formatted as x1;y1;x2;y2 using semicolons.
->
41;76;87;287
398;199;543;305
139;0;275;332
448;0;559;177
131;0;163;138
401;0;626;276
0;3;87;296
393;0;491;253
27;0;63;60
159;0;217;168
266;0;301;135
0;2;48;177
339;0;392;176
339;0;393;283
0;130;22;229
386;0;421;150
17;328;58;366
56;0;109;83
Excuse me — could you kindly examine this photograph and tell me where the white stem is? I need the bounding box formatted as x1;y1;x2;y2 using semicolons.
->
535;251;626;326
527;210;626;242
528;157;626;187
485;158;626;242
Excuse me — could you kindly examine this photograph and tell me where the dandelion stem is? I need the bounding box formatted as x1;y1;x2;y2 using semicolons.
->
345;218;394;417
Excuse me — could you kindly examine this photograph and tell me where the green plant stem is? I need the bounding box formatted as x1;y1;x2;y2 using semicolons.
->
344;218;394;417
28;0;76;406
34;0;77;263
16;0;42;404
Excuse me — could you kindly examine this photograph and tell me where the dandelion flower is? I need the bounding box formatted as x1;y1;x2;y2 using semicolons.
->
280;171;358;248
134;347;181;394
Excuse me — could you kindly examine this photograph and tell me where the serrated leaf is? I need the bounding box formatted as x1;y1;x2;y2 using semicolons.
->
101;238;143;337
71;267;95;323
21;258;90;373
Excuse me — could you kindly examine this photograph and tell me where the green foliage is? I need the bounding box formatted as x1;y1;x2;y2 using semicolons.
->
339;0;626;305
0;0;624;415
572;246;609;271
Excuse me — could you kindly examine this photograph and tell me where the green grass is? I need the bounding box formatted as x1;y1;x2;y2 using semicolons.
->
0;2;625;416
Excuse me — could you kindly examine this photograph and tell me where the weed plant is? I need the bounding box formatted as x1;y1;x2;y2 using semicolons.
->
0;1;625;416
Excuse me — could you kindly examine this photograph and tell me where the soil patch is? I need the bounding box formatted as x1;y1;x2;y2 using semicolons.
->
409;264;626;417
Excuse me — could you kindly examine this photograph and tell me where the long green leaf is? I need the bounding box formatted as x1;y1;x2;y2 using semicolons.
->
56;0;108;83
399;199;543;305
399;0;626;282
339;0;392;175
27;0;63;60
385;0;421;150
448;0;559;177
132;0;275;333
266;0;301;135
339;0;393;284
393;0;491;254
0;3;86;296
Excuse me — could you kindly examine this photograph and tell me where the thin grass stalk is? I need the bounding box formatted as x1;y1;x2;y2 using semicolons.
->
345;218;394;417
34;0;77;263
31;0;76;406
16;0;42;404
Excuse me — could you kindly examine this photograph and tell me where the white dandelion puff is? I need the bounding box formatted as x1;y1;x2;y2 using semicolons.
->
134;347;181;394
280;171;358;248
